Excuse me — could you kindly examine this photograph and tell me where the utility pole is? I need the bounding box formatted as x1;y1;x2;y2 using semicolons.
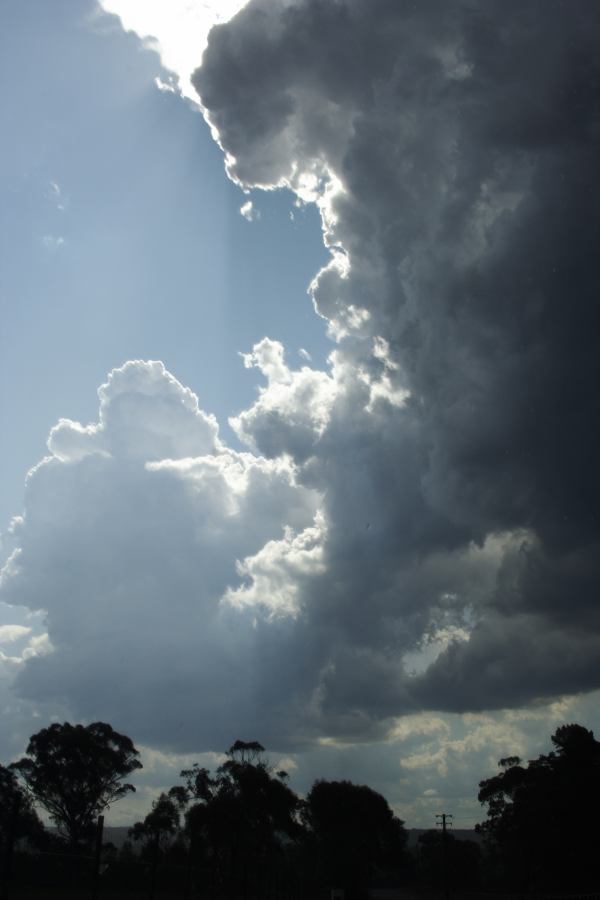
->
436;813;453;900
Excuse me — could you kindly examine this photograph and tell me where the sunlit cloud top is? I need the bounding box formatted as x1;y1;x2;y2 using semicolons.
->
98;0;250;100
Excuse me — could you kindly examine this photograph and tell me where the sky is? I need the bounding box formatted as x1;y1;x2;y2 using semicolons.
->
2;0;600;829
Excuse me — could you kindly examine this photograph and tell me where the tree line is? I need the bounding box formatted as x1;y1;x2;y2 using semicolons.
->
1;722;600;896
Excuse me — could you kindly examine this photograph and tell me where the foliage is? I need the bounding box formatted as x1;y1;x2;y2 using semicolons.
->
11;721;142;847
303;779;407;897
477;723;600;890
416;829;481;889
129;792;181;850
0;763;45;847
175;740;301;894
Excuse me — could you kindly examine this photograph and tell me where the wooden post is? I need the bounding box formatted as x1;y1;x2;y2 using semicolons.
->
91;814;104;900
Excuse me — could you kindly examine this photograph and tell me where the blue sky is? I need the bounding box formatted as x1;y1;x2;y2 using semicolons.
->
0;0;330;530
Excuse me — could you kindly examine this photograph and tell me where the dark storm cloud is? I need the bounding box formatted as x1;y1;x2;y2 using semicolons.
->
195;0;600;717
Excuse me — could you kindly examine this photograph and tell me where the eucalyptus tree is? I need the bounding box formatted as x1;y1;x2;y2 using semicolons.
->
477;723;600;890
178;740;301;893
11;721;142;847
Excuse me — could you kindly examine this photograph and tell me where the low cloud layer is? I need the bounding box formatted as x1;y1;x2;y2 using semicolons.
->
1;361;324;748
3;0;600;764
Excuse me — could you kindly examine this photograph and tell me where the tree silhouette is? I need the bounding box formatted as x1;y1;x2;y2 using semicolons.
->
0;763;44;847
303;780;407;898
11;721;142;847
177;740;300;895
228;739;266;765
477;723;600;890
416;829;481;889
130;793;181;851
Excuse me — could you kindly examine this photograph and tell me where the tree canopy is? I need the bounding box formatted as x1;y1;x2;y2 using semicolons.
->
174;740;301;895
416;829;481;889
11;721;142;847
185;741;299;847
303;779;407;896
0;763;44;847
477;723;600;890
130;792;182;854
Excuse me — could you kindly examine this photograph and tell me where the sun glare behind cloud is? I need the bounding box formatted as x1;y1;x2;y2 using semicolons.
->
98;0;250;101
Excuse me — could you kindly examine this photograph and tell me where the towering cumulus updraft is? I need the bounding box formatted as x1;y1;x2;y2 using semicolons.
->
3;1;600;751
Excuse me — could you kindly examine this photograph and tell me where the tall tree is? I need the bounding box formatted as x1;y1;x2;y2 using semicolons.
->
178;740;301;894
303;780;407;898
11;721;142;847
477;723;600;890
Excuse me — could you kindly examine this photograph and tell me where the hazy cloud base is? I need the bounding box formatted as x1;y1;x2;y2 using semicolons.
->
3;0;600;803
